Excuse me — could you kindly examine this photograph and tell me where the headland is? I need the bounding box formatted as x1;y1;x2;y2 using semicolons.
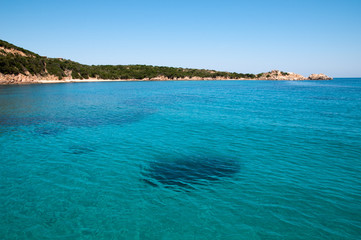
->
0;40;332;85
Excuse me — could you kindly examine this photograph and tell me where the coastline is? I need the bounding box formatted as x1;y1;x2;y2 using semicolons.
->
0;39;334;85
0;78;255;85
37;78;259;84
0;77;332;85
0;70;333;85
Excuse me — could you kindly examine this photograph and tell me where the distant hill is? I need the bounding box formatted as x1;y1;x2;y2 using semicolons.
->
0;39;332;84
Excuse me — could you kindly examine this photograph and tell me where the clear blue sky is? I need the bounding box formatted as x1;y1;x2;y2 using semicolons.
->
1;0;361;77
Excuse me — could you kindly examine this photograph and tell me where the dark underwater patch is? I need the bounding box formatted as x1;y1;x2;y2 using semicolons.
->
0;107;156;129
33;124;65;136
0;116;46;126
65;145;96;155
143;156;240;189
54;108;156;127
0;116;64;135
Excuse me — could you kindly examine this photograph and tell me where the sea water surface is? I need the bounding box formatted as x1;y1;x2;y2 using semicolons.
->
0;79;361;239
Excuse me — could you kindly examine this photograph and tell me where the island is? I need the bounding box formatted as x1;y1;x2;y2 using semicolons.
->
0;40;332;85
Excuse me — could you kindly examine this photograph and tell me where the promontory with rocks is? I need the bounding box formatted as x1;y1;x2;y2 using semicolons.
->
0;39;332;85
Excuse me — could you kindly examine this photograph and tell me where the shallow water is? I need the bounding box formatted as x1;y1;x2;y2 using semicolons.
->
1;79;361;239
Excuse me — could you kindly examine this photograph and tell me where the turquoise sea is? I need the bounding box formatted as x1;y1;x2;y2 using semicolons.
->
0;79;361;239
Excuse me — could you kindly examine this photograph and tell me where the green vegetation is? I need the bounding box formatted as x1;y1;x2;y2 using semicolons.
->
0;39;258;80
0;39;40;57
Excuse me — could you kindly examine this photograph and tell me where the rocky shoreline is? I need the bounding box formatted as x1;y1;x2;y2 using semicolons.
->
0;70;332;85
0;40;333;85
256;70;332;80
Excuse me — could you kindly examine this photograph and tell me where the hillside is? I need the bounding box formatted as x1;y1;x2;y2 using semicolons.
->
0;40;332;84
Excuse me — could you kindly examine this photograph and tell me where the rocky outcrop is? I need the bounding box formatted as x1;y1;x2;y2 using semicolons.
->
258;70;307;80
146;75;234;81
0;70;74;84
0;46;33;57
0;73;58;84
257;70;332;81
308;73;333;80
